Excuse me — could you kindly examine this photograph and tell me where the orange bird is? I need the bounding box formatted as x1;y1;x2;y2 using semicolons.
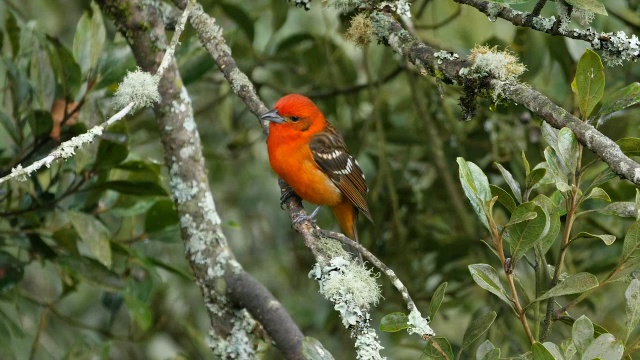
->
261;94;373;243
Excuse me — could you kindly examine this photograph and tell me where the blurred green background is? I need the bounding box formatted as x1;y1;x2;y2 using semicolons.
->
1;0;640;358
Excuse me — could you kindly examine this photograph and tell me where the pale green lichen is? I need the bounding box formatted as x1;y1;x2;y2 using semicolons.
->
345;13;374;47
355;327;386;360
209;309;257;358
113;68;160;111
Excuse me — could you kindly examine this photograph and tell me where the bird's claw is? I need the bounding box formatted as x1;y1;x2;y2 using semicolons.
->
293;206;321;225
280;188;298;209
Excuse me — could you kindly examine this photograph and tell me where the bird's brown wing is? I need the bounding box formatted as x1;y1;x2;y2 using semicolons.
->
309;123;373;223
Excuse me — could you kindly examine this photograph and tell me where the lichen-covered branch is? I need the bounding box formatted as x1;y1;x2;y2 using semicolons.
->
97;1;305;358
454;0;640;66
371;13;640;186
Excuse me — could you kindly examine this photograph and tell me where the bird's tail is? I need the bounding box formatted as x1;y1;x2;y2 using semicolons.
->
332;201;364;263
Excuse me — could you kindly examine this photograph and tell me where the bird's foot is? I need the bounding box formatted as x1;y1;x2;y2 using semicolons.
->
279;181;299;209
293;206;321;225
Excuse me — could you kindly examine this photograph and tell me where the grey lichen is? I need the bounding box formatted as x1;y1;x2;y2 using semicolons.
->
465;45;526;101
209;309;258;359
345;13;374;47
113;68;160;111
355;327;386;360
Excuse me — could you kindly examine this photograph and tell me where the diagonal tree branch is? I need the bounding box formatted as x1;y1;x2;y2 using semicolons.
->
371;12;640;186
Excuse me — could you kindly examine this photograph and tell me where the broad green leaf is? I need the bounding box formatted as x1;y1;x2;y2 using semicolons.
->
72;1;106;75
490;185;517;212
461;311;497;350
531;342;555;360
458;158;492;229
565;0;607;15
505;203;537;227
27;111;53;138
67;211;112;268
588;167;617;191
534;273;598;302
380;312;410;332
584;187;611;202
532;194;561;254
561;338;577;360
0;251;24;291
125;295;153;332
598;83;640;118
93;126;129;171
542;122;559;153
525;168;547;190
476;340;499;360
622;220;640;266
58;256;124;291
468;264;512;306
30;38;55;110
571;232;616;245
571;49;605;117
572;315;594;356
544;147;570;192
506;202;549;262
271;0;289;30
597;202;636;218
111;199;157;217
495;163;522;203
542;342;564;360
582;334;624;360
625;279;640;343
421;337;453;360
145;198;179;234
47;39;82;97
429;282;447;319
617;137;640;157
302;337;335;360
557;128;579;174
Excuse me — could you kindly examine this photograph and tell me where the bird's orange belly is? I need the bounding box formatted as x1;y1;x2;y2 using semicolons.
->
271;154;342;206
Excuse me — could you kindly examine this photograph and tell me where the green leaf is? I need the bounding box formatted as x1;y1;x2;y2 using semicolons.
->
30;38;55;110
495;163;522;203
617;137;640;157
27;111;53;138
145;198;179;233
625;279;640;343
379;312;410;332
125;295;152;332
505;204;538;227
72;1;106;75
534;273;598;302
429;282;447;319
67;211;112;268
58;256;124;291
95;181;167;196
544;147;570;192
522;151;531;175
572;315;594;356
584;187;611;202
557;128;579;174
565;0;607;15
598;83;640;118
461;311;497;350
541;342;564;360
468;264;512;306
421;337;454;360
571;49;605;117
490;185;517;212
572;232;616;245
47;38;82;97
622;220;640;266
531;342;555;360
542;122;560;152
93;128;129;171
476;340;499;360
597;202;636;218
582;334;624;360
532;194;561;254
220;3;255;42
111;199;157;217
525;168;547;191
457;158;492;229
588;167;617;190
506;202;549;262
0;251;24;291
301;337;335;360
271;0;289;30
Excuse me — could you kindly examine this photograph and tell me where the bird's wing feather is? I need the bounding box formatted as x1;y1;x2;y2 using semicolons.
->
309;123;372;222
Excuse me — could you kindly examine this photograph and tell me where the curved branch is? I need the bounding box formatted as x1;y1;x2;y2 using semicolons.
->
372;13;640;186
454;0;640;65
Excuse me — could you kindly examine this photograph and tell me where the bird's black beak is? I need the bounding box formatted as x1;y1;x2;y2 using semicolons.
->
260;109;284;124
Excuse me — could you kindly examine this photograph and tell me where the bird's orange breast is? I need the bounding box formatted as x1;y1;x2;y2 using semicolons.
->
267;136;342;206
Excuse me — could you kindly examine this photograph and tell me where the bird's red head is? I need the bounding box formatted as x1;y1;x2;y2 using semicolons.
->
261;94;326;135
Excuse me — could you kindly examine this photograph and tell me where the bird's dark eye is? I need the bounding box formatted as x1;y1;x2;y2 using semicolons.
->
290;116;300;122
